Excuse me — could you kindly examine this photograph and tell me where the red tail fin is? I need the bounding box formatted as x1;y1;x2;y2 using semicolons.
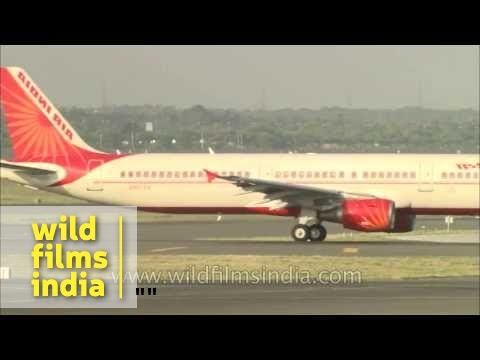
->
0;67;101;162
1;67;121;185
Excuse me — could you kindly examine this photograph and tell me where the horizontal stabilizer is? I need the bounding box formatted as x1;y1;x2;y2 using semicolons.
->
0;161;57;175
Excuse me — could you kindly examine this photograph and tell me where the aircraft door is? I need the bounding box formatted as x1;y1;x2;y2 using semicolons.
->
418;162;434;192
86;159;104;191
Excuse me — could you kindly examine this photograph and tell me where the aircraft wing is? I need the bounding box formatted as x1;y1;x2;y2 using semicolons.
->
204;169;377;211
0;160;57;175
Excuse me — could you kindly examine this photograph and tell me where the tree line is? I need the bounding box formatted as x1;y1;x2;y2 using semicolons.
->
1;105;479;156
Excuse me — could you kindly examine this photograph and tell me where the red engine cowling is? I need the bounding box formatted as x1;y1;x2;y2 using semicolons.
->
341;199;396;232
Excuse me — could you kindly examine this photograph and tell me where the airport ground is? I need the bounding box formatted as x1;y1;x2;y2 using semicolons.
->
2;277;478;315
1;179;479;314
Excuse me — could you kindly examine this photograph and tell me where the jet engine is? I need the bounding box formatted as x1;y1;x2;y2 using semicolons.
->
320;199;396;232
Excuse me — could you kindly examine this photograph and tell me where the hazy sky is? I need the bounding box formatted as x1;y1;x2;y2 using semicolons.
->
1;45;478;110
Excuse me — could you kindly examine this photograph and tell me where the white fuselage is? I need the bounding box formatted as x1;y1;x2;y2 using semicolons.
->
2;67;478;218
17;153;475;215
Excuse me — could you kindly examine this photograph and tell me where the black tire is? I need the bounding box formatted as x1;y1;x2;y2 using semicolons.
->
309;224;327;242
291;224;311;242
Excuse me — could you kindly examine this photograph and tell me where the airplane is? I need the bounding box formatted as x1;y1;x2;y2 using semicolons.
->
1;66;479;242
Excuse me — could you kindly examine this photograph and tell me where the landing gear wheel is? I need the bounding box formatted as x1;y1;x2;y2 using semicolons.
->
291;224;311;242
309;224;327;242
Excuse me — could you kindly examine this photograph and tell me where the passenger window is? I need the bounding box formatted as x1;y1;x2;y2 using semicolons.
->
275;171;281;178
386;172;392;178
466;173;471;179
378;172;384;179
144;171;149;177
174;171;180;178
410;172;416;179
441;172;447;179
152;171;157;178
371;172;376;179
322;171;328;178
457;172;463;179
314;172;320;178
394;172;400;178
159;171;164;178
306;171;312;178
120;171;126;178
167;171;172;178
449;172;455;179
190;171;196;178
299;171;305;178
283;171;289;178
351;172;357;179
402;172;408;179
136;171;141;177
363;172;369;178
183;171;188;178
128;172;133;178
198;171;204;178
339;171;345;178
245;172;250;178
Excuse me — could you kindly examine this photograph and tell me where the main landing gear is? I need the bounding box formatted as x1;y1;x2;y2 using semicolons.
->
291;223;327;242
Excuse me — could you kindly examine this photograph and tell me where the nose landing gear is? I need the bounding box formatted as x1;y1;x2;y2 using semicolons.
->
291;223;327;242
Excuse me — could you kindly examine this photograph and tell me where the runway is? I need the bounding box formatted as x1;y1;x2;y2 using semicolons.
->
1;218;478;315
136;277;480;315
137;221;480;257
3;277;478;315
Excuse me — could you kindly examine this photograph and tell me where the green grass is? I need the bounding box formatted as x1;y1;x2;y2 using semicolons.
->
138;255;479;281
4;254;478;282
0;179;88;205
